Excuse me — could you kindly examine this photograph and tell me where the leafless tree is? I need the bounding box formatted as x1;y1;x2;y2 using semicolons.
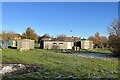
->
108;19;120;56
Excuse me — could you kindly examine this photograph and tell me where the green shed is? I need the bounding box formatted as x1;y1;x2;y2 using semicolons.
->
17;39;34;49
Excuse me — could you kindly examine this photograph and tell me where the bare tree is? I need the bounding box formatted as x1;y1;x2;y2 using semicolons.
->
108;19;120;56
108;19;120;37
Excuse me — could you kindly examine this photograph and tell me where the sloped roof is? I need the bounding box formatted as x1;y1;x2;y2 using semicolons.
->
41;35;51;38
57;37;80;41
14;34;21;37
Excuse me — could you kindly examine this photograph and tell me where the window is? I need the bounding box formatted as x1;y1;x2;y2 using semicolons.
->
53;43;57;44
59;43;63;44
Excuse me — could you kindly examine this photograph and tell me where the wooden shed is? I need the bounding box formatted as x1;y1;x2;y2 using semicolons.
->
17;39;34;49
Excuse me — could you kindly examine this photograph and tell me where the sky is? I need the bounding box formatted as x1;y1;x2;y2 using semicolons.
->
2;2;118;38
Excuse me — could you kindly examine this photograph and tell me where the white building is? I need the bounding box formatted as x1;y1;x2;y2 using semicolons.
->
41;40;74;50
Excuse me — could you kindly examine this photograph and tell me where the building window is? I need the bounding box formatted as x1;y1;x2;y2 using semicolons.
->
59;43;63;44
53;43;57;44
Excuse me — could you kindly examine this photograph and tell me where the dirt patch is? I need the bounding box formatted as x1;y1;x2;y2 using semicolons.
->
1;63;43;78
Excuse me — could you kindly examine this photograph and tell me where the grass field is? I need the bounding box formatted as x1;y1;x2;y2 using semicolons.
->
2;49;118;79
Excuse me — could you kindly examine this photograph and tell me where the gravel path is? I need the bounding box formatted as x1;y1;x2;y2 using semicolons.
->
74;52;118;60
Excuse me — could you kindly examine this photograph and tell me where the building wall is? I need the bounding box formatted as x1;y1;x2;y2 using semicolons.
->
42;40;93;50
43;41;74;49
81;40;93;49
67;42;74;49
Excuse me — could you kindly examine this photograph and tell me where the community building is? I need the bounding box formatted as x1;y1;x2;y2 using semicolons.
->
41;40;93;50
41;40;74;49
40;35;93;50
39;34;52;41
40;35;80;50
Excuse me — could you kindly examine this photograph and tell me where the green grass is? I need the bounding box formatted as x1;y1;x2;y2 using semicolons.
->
80;48;112;54
2;49;118;79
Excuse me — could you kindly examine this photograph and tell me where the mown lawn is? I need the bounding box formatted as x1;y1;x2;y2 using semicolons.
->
2;49;118;79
